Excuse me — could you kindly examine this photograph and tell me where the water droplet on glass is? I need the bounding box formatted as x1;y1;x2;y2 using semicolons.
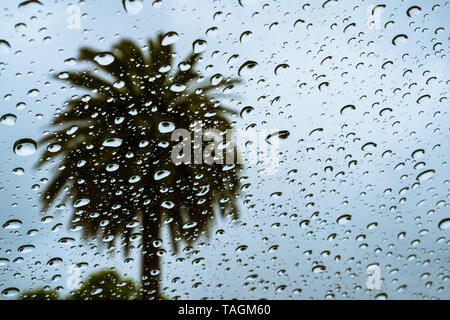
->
123;0;144;15
154;169;171;180
438;218;450;230
162;31;179;46
12;167;24;175
337;214;352;225
0;40;11;54
158;121;175;133
1;113;17;126
1;287;19;298
94;52;115;66
47;143;61;153
416;169;435;181
103;137;123;147
74;198;90;208
13;138;37;156
170;84;186;93
193;39;207;53
238;60;258;77
2;219;22;229
265;130;290;144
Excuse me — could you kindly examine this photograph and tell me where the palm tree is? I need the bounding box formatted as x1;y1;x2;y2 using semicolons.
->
36;34;241;299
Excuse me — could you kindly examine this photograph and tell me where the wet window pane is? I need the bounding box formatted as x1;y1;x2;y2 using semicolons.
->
0;0;449;300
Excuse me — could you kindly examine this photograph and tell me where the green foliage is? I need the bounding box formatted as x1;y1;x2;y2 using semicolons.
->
68;270;138;300
19;288;60;300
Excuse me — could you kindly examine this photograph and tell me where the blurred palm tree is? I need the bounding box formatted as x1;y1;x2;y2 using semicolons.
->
36;34;241;299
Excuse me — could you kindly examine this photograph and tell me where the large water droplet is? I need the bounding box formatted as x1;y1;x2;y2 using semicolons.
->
170;84;186;93
265;130;290;144
13;138;37;156
193;39;207;53
438;218;450;230
1;287;19;298
123;0;144;15
162;31;179;46
416;169;435;181
238;60;258;77
94;52;115;66
103;137;123;147
74;198;90;208
1;113;17;126
2;219;22;229
0;40;11;54
158;121;175;133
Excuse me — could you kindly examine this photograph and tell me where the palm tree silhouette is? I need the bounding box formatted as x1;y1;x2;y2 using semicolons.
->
36;34;241;299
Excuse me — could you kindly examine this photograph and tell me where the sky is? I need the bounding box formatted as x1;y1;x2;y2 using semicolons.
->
0;0;449;299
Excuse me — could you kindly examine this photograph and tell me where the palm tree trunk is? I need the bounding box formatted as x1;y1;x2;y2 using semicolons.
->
141;211;160;300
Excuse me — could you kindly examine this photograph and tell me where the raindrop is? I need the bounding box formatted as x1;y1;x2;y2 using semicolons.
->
1;114;17;126
154;169;171;180
74;198;90;208
0;40;11;54
193;39;207;53
238;60;258;77
406;5;421;17
416;169;435;181
27;89;40;97
265;130;290;144
94;52;115;66
361;142;377;152
312;265;326;273
106;163;119;172
210;74;223;85
240;106;254;119
1;288;19;298
182;221;198;229
13;139;37;156
438;218;450;230
170;84;186;92
123;0;144;15
340;105;355;115
236;245;248;252
129;175;141;183
411;149;425;159
392;34;408;46
158;121;175;133
337;214;352;225
239;31;253;43
161;31;179;46
2;219;22;229
103;138;123;147
47;143;61;153
274;63;289;75
18;244;35;253
47;257;63;266
12;167;25;176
